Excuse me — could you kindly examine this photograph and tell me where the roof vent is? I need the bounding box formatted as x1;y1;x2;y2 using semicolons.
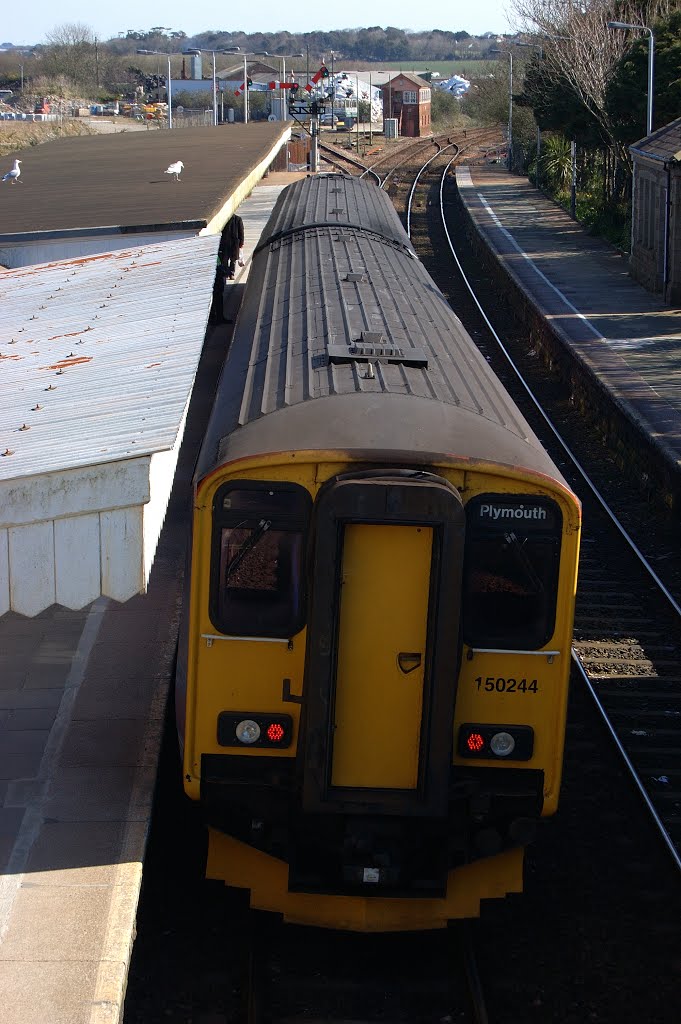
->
326;344;428;368
344;272;366;283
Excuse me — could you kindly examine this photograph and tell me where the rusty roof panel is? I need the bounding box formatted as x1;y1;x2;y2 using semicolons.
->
0;235;220;482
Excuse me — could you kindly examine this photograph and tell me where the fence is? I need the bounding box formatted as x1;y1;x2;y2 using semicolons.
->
272;136;311;172
172;108;214;127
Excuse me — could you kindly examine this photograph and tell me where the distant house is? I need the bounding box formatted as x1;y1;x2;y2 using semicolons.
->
216;60;278;92
629;117;681;305
380;72;432;138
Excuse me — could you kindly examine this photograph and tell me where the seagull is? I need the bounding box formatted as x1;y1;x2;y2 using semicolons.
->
2;159;22;184
165;160;184;182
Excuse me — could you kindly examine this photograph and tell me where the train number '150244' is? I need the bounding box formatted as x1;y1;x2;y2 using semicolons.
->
475;676;539;693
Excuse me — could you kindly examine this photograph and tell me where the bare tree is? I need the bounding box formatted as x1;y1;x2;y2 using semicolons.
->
42;22;100;89
507;0;671;154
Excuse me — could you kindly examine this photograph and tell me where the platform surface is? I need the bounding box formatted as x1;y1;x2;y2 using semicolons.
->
457;165;681;473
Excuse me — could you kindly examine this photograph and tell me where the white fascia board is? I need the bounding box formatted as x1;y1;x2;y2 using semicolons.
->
0;453;172;615
0;458;151;529
142;390;192;583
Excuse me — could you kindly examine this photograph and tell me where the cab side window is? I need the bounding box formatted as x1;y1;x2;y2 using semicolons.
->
462;496;562;650
210;483;311;638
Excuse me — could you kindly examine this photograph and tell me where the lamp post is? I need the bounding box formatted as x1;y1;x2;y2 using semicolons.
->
136;49;173;128
183;48;225;125
514;41;543;186
19;64;23;92
369;71;373;145
490;48;513;170
329;51;337;130
607;21;654;136
256;52;304;121
224;47;262;125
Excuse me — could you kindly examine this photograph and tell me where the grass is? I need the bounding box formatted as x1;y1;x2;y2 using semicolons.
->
0;120;97;160
349;60;497;80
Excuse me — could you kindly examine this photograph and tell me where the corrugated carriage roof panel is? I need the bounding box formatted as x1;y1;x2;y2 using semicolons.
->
197;175;562;483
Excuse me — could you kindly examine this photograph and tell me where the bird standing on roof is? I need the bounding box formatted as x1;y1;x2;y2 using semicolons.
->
165;160;184;181
2;159;22;184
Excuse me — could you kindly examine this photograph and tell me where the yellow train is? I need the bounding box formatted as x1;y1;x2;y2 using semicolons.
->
176;173;581;932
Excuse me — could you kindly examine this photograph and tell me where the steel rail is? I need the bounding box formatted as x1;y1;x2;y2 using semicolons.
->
405;141;457;238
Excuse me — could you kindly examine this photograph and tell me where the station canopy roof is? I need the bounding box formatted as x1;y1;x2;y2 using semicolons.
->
0;235;219;617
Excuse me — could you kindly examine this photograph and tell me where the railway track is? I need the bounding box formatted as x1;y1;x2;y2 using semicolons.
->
242;917;490;1024
320;127;501;196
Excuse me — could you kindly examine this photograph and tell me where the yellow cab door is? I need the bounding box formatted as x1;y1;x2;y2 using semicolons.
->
331;523;433;789
302;472;465;817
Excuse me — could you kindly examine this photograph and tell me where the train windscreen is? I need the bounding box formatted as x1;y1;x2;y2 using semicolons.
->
462;495;562;649
210;482;311;637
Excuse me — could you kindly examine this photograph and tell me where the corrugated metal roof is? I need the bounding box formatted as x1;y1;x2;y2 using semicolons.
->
0;235;219;482
197;175;560;484
256;173;416;254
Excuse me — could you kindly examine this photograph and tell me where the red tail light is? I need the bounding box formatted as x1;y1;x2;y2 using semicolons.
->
217;712;293;748
267;722;285;742
458;724;534;760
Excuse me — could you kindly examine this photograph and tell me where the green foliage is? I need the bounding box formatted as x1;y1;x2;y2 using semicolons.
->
171;89;213;109
537;135;630;251
358;99;371;121
522;58;607;147
540;135;572;190
576;192;630;250
431;88;463;126
460;68;508;124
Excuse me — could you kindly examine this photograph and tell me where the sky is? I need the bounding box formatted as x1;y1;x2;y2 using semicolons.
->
1;1;513;48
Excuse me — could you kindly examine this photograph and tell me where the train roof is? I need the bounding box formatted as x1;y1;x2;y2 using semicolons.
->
196;175;566;488
253;172;416;255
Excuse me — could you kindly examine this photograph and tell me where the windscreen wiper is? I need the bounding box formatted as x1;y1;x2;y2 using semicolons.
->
504;531;544;594
225;519;272;583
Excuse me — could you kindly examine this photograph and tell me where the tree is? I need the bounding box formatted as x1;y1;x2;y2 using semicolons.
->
606;9;681;143
507;0;676;161
520;56;608;147
42;23;100;88
431;88;464;126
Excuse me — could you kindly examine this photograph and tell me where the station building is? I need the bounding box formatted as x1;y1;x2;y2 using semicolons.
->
629;116;681;305
381;72;432;137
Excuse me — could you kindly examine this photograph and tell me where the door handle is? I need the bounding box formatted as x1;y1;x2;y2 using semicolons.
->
397;652;422;674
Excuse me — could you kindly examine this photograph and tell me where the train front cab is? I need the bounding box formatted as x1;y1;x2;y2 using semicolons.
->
183;456;580;932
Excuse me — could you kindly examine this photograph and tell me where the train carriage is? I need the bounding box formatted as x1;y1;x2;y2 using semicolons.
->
177;173;581;931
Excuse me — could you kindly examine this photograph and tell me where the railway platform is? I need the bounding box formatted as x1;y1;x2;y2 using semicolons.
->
456;165;681;506
0;175;301;1024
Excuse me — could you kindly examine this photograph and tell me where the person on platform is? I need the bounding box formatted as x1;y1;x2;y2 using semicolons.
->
223;213;245;280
